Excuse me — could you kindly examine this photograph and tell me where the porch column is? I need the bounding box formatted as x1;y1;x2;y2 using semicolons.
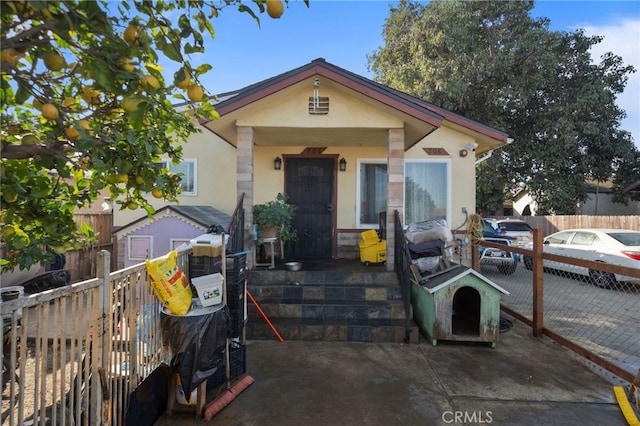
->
387;128;405;271
237;126;254;258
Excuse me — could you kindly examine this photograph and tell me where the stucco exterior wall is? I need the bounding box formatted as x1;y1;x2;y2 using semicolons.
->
113;121;238;227
236;79;404;130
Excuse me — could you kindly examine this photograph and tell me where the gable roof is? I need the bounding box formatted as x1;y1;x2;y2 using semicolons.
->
114;205;231;236
197;58;510;152
416;265;509;295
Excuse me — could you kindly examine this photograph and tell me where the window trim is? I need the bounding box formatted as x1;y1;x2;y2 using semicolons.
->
403;158;452;227
157;158;198;196
356;158;388;229
128;235;153;261
170;238;191;251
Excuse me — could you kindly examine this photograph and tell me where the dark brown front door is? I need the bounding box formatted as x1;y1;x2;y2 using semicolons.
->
284;157;335;258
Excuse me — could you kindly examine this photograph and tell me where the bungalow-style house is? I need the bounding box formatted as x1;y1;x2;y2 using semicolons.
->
113;58;511;270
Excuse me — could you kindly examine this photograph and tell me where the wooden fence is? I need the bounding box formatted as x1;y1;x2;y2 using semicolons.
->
496;215;639;237
65;213;113;283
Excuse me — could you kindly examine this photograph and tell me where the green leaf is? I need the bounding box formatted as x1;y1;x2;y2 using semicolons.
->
15;84;30;105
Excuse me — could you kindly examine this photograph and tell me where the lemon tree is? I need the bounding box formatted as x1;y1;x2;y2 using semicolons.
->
1;0;306;272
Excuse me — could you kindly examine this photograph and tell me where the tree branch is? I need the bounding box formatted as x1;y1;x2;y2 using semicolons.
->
1;144;66;160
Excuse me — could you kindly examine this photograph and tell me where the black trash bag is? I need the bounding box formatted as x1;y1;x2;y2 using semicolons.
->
160;304;230;401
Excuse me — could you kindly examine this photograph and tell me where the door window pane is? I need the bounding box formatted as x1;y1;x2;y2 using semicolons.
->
405;161;449;224
359;162;388;226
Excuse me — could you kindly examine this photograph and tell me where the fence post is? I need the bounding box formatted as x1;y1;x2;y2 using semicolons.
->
94;250;112;425
532;229;544;337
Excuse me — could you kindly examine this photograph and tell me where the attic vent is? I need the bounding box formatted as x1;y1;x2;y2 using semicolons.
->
308;96;329;114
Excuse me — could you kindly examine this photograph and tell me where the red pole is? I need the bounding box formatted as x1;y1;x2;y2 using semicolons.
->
246;290;284;342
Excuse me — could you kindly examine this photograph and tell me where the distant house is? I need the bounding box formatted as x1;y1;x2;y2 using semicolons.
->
113;206;230;269
112;58;511;270
507;181;640;216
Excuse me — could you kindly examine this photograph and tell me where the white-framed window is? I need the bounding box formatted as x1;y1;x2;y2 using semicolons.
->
356;159;388;228
356;158;451;228
170;238;190;250
404;159;451;225
128;235;152;261
156;159;197;195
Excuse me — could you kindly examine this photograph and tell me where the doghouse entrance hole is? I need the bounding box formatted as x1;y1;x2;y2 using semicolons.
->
452;286;480;336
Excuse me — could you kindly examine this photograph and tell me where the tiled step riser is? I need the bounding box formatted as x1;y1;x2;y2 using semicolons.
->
248;271;399;286
248;285;402;304
246;321;409;342
246;301;407;322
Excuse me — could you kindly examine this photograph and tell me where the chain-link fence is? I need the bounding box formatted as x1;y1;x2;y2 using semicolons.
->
474;231;640;385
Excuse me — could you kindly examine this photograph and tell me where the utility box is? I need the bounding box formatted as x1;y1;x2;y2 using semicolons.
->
358;230;387;265
410;266;509;347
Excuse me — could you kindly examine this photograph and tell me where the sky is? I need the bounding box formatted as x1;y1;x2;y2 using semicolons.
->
179;0;640;148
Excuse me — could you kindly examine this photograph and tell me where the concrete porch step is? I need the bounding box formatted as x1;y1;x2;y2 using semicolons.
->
245;317;415;342
245;264;414;342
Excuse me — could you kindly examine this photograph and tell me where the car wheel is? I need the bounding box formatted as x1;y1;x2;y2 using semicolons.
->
589;268;617;289
523;256;533;270
497;263;517;275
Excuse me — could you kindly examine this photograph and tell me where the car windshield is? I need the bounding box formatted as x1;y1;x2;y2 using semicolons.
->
482;221;496;233
499;222;532;231
607;232;640;246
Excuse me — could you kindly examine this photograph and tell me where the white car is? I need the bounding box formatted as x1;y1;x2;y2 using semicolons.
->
523;228;640;288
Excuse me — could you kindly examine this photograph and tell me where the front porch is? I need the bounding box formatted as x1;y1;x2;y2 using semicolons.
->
246;258;418;343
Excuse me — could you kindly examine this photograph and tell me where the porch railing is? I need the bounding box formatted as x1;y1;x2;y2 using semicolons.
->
393;210;413;343
226;192;245;254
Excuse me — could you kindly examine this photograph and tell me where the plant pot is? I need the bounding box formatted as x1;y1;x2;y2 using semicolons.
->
259;225;278;239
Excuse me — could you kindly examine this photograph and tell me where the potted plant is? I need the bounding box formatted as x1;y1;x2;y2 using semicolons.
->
253;192;297;244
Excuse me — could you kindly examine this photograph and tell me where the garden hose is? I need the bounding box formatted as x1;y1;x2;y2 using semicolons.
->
466;214;483;246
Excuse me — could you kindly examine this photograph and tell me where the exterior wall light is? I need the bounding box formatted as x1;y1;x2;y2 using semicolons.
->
459;149;468;157
339;157;347;172
274;156;282;170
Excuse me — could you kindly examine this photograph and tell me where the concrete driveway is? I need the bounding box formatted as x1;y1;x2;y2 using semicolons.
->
155;322;626;425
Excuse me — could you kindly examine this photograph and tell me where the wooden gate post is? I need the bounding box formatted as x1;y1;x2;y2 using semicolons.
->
532;229;544;337
95;250;112;425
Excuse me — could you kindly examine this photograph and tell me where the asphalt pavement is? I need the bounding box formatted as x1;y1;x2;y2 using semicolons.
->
154;320;627;426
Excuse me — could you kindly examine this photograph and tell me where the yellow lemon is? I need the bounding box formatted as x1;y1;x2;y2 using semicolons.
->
141;75;160;90
135;175;145;185
41;103;59;120
81;86;101;105
0;48;20;65
127;201;139;210
123;24;137;43
151;187;163;199
175;67;191;89
122;96;141;113
1;224;15;238
116;173;129;183
187;84;204;102
266;0;284;18
43;50;65;71
119;58;135;72
65;126;80;140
